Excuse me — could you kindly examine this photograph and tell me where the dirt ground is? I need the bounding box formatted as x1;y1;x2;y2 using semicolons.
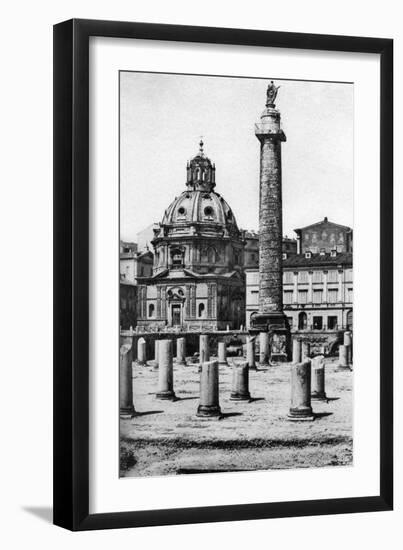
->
120;357;353;477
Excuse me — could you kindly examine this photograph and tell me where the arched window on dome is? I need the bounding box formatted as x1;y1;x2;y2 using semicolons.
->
177;206;186;219
204;206;214;220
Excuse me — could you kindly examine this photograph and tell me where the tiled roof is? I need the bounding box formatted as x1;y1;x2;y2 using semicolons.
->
283;252;353;268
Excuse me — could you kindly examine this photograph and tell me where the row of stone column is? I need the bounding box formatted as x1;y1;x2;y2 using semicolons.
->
122;341;331;422
135;337;188;368
292;331;353;370
134;334;257;369
120;337;252;418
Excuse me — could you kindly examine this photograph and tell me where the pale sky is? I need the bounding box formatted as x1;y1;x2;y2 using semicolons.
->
120;72;353;241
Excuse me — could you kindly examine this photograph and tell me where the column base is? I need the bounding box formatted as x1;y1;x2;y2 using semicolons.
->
156;390;176;401
218;361;229;367
175;360;188;367
288;407;314;421
311;392;327;401
196;404;222;418
230;392;251;401
120;406;135;418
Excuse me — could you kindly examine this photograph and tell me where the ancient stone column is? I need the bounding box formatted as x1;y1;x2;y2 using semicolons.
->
199;334;210;370
292;338;301;363
301;341;310;360
176;337;187;366
196;360;222;418
156;340;176;400
259;332;270;366
337;344;351;371
230;362;251;401
152;339;160;369
137;337;146;366
246;337;256;370
120;343;135;417
218;342;228;366
311;356;327;401
344;331;353;363
288;359;314;421
251;82;289;362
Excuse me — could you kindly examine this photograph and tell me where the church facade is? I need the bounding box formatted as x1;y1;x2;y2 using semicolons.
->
136;141;245;331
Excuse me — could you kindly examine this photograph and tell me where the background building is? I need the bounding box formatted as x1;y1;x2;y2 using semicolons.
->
295;217;353;254
120;247;153;283
241;230;297;269
246;218;353;354
137;223;159;253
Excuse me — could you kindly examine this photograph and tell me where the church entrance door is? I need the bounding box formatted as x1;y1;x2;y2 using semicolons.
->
171;305;182;326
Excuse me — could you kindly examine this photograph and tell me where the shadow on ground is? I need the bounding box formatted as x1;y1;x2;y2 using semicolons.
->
22;506;53;524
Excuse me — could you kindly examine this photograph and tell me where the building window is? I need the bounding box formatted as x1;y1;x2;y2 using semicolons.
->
328;270;338;282
204;206;214;219
287;317;293;328
328;288;338;303
148;304;155;318
298;290;308;304
171;248;184;267
207;247;218;263
284;290;293;304
284;271;293;283
347;288;353;302
299;271;309;283
313;289;323;304
313;316;323;330
312;271;323;283
328;316;338;330
298;312;307;330
177;206;186;217
198;303;205;318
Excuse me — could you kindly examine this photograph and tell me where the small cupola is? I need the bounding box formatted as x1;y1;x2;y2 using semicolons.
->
186;140;216;192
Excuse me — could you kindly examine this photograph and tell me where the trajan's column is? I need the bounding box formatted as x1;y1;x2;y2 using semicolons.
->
251;81;290;362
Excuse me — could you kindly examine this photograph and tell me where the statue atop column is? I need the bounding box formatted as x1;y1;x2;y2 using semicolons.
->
266;80;280;108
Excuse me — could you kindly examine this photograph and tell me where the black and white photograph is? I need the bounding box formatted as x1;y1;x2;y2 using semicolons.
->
119;72;354;478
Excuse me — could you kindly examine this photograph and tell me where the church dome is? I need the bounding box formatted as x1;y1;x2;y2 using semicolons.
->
161;189;238;233
151;141;244;277
155;140;240;238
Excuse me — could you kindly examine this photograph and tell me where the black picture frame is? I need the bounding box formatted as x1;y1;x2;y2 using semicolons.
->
53;18;393;531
